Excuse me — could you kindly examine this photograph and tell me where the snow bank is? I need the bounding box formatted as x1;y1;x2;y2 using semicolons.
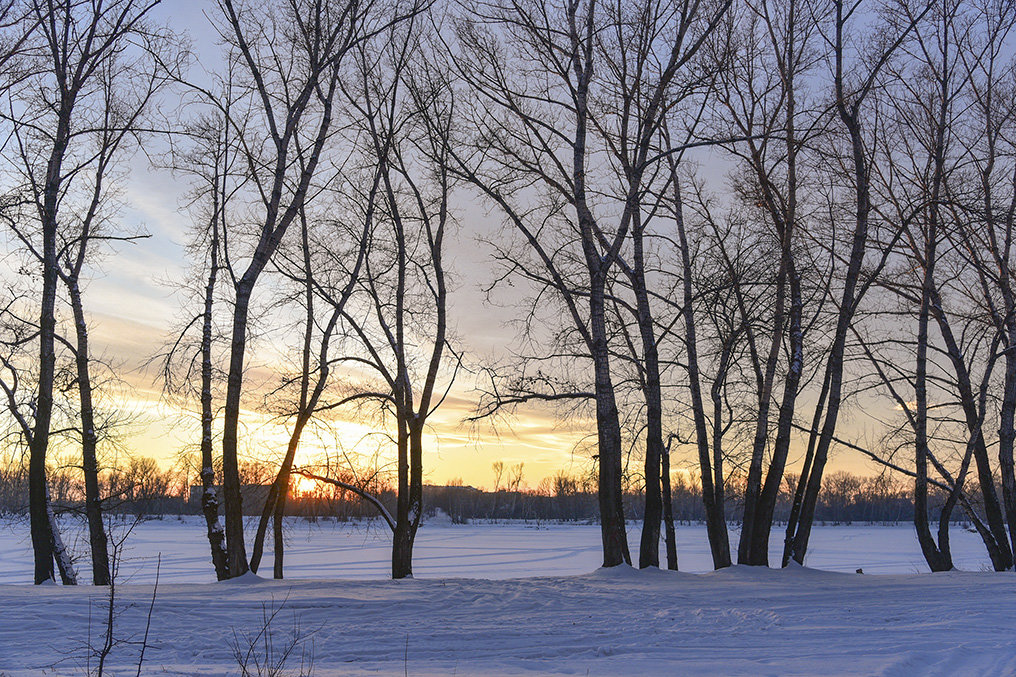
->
2;565;1015;675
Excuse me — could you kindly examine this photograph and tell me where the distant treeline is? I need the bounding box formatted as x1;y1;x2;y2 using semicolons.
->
425;472;960;525
0;454;978;526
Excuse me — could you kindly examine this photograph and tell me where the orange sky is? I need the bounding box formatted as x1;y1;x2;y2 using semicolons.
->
85;290;867;492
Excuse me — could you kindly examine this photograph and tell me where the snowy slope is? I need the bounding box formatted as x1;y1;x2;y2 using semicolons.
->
0;520;1012;675
2;565;1015;675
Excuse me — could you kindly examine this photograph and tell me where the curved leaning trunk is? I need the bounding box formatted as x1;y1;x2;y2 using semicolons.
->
249;414;309;577
47;484;77;585
782;370;830;567
248;480;282;576
247;471;292;579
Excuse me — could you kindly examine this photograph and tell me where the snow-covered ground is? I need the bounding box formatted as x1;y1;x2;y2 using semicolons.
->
0;516;998;584
1;518;1013;675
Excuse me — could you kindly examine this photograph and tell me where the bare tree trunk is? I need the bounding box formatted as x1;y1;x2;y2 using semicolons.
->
788;3;869;564
250;207;366;577
932;295;1013;569
323;31;455;581
661;438;678;570
210;0;375;579
272;496;286;579
787;0;929;566
66;281;110;585
991;203;1016;567
454;0;730;570
392;420;424;578
746;8;805;562
590;269;632;567
913;203;951;571
199;204;228;581
748;265;802;563
960;6;1016;562
29;218;57;584
738;263;786;565
1000;335;1016;560
11;0;166;586
46;485;76;585
221;280;253;577
249;226;314;575
573;8;631;564
28;63;70;585
782;370;829;566
789;144;866;564
630;211;663;568
669;151;730;569
249;416;307;576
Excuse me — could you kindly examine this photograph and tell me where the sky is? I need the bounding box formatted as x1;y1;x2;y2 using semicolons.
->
67;2;605;490
32;0;881;492
83;157;601;489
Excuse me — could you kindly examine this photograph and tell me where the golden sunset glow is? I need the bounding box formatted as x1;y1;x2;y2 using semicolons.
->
292;475;319;496
113;357;598;490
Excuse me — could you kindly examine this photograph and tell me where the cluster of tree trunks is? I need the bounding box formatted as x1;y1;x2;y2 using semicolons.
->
8;0;1016;586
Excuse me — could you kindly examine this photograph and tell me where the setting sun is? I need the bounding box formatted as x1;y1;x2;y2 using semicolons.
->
292;475;319;497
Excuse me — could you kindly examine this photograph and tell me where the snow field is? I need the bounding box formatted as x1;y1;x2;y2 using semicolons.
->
0;519;1012;675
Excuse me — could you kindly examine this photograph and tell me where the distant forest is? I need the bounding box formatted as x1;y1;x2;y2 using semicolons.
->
0;453;971;526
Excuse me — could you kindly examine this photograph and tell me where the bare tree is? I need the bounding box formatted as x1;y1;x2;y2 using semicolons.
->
160;110;238;581
663;138;733;569
602;0;732;569
947;0;1016;568
1;0;164;584
451;0;633;568
247;192;372;577
51;14;170;586
673;0;827;567
195;0;407;578
454;0;729;568
322;23;459;578
852;0;1016;571
784;0;930;566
